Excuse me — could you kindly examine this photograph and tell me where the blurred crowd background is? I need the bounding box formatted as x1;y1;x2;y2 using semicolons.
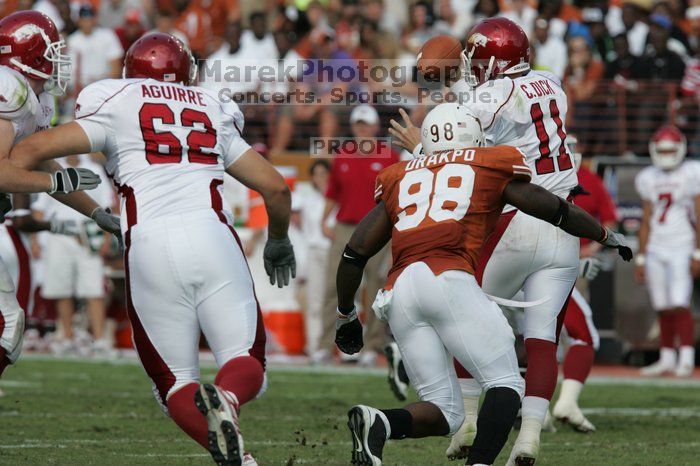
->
2;0;699;365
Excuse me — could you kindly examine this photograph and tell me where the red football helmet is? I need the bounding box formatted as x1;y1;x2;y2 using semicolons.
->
0;11;71;95
649;125;686;170
124;33;196;85
462;17;530;86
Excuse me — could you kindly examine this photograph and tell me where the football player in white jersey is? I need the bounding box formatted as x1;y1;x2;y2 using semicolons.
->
389;18;602;465
635;125;700;378
10;33;295;466
0;11;119;380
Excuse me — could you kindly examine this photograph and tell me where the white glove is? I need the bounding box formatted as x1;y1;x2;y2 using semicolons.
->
48;168;102;194
49;218;80;236
578;257;601;280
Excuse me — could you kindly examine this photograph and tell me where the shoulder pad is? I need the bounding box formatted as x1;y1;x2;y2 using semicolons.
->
0;67;31;120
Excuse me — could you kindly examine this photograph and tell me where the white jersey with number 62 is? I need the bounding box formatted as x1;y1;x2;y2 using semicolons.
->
74;78;251;232
451;70;578;208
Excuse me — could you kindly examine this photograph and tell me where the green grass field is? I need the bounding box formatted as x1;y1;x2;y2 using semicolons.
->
0;356;699;465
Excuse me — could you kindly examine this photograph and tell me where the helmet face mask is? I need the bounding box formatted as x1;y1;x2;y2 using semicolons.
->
421;103;485;157
0;11;71;95
649;125;686;171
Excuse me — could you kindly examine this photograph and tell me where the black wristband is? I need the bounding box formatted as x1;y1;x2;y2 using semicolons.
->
341;244;369;269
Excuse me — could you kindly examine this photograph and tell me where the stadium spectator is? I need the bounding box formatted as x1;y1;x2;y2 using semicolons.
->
33;155;116;358
532;17;567;79
68;4;123;94
501;0;537;38
292;160;332;359
115;9;145;55
98;0;145;30
583;6;615;63
317;105;398;366
473;0;500;25
618;1;650;57
564;35;604;151
433;0;470;38
32;0;65;33
404;1;436;54
536;0;574;39
689;6;700;53
150;9;188;46
166;0;240;59
242;11;280;60
649;2;691;57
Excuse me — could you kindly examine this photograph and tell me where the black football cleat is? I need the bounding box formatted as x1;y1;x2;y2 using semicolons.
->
347;405;389;465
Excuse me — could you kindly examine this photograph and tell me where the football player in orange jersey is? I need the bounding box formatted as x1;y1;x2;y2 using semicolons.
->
334;104;631;466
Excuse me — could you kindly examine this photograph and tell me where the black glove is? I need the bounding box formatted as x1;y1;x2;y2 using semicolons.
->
600;228;633;261
335;308;363;354
263;236;296;288
49;168;102;194
0;193;12;223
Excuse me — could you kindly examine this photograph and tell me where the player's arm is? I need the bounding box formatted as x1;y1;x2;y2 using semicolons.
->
9;123;120;235
502;180;633;260
335;202;392;354
226;148;295;287
1;120;102;194
635;200;652;283
692;195;700;278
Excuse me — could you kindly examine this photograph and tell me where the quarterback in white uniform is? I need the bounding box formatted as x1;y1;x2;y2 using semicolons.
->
391;18;585;464
9;33;295;466
0;11;118;379
635;125;700;378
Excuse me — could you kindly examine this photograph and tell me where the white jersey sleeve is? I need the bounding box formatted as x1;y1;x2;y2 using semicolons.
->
0;66;32;121
219;100;251;168
74;79;127;153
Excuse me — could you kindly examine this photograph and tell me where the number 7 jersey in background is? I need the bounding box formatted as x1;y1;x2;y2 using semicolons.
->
451;70;577;209
635;161;700;251
74;78;251;231
374;146;532;289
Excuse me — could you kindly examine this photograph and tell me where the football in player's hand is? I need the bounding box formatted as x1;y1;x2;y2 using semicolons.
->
417;35;463;84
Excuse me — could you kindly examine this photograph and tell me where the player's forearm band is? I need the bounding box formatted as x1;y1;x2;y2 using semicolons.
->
549;197;570;227
341;244;369;269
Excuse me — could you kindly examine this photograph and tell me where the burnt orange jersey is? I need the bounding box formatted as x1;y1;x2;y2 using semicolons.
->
375;146;531;288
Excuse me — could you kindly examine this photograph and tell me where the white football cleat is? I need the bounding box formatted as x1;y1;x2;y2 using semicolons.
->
552;402;595;433
541;409;557;433
675;363;694;378
195;383;244;466
640;360;676;377
506;417;540;466
242;452;257;465
445;418;476;460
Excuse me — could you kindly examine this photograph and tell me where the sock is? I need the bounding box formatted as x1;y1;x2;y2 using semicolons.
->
166;383;208;449
659;347;677;366
555;379;584;408
380;408;412;439
467;387;521;465
214;356;264;406
562;344;595;383
675;310;695;347
521;396;550;423
524;338;558;400
659;312;675;348
678;346;695;368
